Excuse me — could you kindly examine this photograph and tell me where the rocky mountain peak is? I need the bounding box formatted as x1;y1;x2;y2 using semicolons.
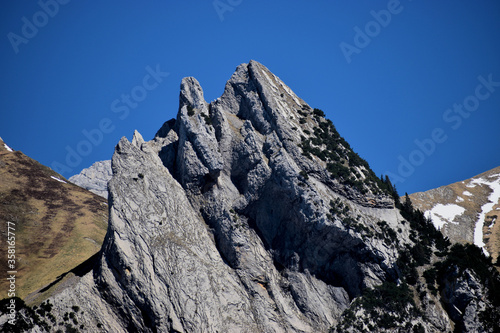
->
8;62;499;332
69;160;112;198
91;60;406;331
169;60;393;208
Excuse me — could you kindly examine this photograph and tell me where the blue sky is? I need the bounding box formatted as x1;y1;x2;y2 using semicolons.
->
1;1;499;195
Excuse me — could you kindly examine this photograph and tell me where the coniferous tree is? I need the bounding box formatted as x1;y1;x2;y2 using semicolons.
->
403;193;413;212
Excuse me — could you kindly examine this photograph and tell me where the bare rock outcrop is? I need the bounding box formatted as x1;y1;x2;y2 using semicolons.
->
12;61;499;332
69;160;112;198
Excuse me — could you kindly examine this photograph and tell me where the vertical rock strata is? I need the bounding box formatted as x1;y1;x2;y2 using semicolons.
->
38;61;498;332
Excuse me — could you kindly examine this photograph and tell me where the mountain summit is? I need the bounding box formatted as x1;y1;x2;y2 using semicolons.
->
6;61;500;332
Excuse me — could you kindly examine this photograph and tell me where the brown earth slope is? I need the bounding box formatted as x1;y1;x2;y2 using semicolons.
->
410;166;500;267
0;138;108;300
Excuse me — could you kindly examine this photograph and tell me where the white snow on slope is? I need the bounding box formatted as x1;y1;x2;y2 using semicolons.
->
51;176;67;184
471;174;500;256
463;191;473;196
426;204;465;230
3;143;13;152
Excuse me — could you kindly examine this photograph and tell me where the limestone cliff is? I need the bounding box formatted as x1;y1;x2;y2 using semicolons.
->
69;160;112;199
6;61;499;332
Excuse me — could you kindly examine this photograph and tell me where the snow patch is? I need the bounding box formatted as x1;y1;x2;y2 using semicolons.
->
426;204;466;230
462;191;473;196
51;176;67;184
456;196;464;203
3;143;13;152
490;216;497;228
472;175;500;256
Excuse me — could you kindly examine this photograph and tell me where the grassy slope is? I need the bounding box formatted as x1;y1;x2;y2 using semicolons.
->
0;141;108;299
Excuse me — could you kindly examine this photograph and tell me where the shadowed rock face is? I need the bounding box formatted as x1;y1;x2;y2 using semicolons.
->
24;61;498;332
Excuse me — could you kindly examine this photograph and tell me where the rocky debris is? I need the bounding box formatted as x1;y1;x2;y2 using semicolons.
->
69;160;112;198
441;268;487;332
10;61;500;332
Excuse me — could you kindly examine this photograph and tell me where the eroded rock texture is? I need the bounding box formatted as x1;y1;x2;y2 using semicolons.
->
23;61;499;332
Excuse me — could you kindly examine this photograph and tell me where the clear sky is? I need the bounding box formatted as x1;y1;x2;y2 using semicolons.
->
1;1;499;195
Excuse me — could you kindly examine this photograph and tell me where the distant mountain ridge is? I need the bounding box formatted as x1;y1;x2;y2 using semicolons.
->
410;166;500;264
69;160;112;198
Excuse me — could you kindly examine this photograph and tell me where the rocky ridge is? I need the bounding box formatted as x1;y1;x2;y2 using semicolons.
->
69;160;112;199
4;61;500;332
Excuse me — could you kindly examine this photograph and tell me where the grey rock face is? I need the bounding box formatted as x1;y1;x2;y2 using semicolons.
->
33;61;498;332
69;160;112;198
441;267;489;332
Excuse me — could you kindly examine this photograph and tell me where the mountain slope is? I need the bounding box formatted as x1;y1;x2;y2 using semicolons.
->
69;160;112;198
410;166;500;263
5;62;499;332
0;138;108;300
